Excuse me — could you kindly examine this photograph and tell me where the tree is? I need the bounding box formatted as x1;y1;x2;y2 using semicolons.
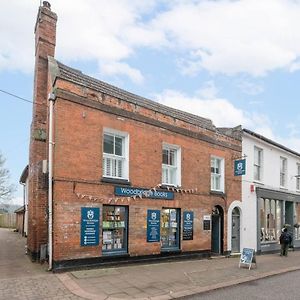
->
0;153;16;203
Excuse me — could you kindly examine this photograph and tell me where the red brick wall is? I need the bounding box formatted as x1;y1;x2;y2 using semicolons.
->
50;94;241;261
27;4;57;259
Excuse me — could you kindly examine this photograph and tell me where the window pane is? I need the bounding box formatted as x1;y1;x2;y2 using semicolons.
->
267;200;276;241
259;198;265;242
115;136;123;156
104;134;114;154
254;165;259;181
276;200;282;240
169;168;176;185
162;167;168;183
162;149;169;165
169;149;176;166
215;175;221;190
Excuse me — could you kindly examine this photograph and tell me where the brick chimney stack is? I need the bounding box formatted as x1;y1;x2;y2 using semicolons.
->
27;1;57;261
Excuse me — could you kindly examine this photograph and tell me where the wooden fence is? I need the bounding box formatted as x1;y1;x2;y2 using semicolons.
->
0;213;16;228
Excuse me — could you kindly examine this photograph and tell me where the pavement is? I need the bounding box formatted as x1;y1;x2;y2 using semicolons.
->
1;228;300;300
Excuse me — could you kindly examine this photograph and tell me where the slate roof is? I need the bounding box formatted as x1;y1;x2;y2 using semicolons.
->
243;128;300;157
56;61;217;131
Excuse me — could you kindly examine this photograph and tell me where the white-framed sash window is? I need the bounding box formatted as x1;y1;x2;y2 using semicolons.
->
162;144;181;186
296;163;300;191
254;146;263;182
280;157;287;188
211;156;224;192
102;129;129;180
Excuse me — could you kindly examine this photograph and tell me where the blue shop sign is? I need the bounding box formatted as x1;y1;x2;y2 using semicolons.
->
81;207;100;247
183;211;194;240
147;210;161;242
234;159;246;176
115;186;174;200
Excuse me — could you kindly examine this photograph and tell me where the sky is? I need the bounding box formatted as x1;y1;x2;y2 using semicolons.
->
1;0;300;205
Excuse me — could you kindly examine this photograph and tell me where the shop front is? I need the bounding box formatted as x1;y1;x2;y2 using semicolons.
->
257;187;300;253
102;205;128;254
161;208;180;251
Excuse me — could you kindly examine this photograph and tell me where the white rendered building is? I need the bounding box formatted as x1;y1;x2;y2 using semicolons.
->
228;129;300;254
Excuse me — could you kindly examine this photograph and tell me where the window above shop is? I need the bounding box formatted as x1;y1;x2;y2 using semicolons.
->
280;157;287;188
254;146;263;182
211;156;224;192
102;129;129;180
296;163;300;191
162;143;181;187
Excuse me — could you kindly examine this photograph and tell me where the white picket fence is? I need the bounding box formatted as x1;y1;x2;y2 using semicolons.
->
0;213;16;228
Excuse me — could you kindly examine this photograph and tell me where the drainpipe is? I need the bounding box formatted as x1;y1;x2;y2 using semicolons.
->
20;181;26;237
48;92;56;271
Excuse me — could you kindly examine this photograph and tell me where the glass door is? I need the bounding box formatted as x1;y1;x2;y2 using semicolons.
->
102;205;128;254
161;208;180;250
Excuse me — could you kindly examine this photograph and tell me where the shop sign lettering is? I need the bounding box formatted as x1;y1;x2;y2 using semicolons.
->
80;207;100;247
183;211;194;240
147;210;161;242
115;186;174;200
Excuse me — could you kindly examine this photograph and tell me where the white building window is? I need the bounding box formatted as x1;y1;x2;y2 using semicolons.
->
254;146;263;182
280;157;287;188
296;163;300;191
211;156;224;192
162;144;181;186
102;129;129;180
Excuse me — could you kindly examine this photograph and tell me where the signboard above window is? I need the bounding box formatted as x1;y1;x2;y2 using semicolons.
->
115;186;174;200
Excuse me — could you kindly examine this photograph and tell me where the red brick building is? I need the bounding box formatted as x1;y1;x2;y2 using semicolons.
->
26;2;242;270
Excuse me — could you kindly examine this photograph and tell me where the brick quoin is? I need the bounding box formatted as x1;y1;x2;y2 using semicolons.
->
27;1;242;269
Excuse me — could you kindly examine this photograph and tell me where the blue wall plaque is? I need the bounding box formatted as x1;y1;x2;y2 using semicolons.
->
183;211;194;240
81;207;100;246
147;210;161;242
234;159;246;176
115;186;174;200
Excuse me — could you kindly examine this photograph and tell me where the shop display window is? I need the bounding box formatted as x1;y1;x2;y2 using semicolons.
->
102;205;127;253
161;208;180;250
295;203;300;240
260;198;282;243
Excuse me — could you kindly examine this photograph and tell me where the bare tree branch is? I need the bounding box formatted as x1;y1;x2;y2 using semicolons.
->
0;152;16;203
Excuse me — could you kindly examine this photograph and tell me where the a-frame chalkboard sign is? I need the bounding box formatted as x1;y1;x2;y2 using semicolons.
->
239;248;257;270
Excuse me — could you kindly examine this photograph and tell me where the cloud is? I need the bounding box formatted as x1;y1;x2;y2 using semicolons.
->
152;0;300;76
2;0;300;80
0;1;35;73
100;61;144;84
236;79;264;95
154;89;254;128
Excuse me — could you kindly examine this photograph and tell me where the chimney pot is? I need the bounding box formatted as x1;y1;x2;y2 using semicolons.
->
43;1;51;9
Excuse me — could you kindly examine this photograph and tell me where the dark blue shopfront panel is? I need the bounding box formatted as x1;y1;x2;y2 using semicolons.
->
234;159;246;176
81;207;100;246
183;211;194;240
115;186;174;200
147;210;161;242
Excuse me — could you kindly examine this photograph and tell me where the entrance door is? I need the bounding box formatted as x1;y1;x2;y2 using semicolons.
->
211;206;223;254
161;208;180;251
231;207;240;253
102;205;128;254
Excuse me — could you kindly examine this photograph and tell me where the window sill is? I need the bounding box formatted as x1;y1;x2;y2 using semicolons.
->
210;190;226;197
253;180;264;185
160;184;180;189
101;177;131;186
279;186;288;191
